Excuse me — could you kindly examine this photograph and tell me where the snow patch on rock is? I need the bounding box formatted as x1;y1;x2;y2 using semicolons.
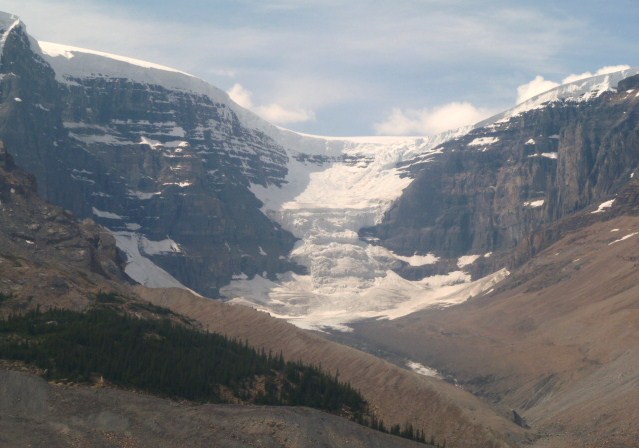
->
113;231;187;289
524;199;545;208
406;361;441;378
468;136;499;146
528;152;558;159
92;207;123;220
592;199;615;214
609;232;638;245
457;255;480;268
389;250;439;266
140;237;181;255
0;12;21;57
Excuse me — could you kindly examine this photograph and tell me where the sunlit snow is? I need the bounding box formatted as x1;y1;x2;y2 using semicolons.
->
609;232;638;245
406;361;441;378
592;199;615;214
39;41;192;77
113;231;187;289
524;199;545;208
486;68;639;125
92;206;123;220
468;136;499;146
457;255;480;268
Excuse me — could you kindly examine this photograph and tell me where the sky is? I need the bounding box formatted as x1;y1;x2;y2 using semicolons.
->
2;0;639;136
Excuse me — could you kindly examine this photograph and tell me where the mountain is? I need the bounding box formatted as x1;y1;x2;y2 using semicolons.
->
0;12;303;298
367;70;639;271
3;12;639;326
0;11;501;327
0;113;488;448
0;130;521;448
3;9;639;447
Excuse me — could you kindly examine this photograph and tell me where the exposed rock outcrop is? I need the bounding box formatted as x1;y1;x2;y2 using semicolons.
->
366;83;639;276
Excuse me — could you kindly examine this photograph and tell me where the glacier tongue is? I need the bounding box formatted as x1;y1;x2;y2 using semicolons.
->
222;133;506;331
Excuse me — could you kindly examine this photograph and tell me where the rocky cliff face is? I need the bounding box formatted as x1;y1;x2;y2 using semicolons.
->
0;16;78;209
55;74;299;296
0;19;298;297
366;76;639;275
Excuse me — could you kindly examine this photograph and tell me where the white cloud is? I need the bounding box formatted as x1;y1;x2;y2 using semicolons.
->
562;65;631;84
374;102;492;136
254;104;315;124
227;83;315;125
228;83;254;109
516;75;560;104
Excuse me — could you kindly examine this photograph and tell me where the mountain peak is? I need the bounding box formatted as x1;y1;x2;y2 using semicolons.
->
0;11;20;29
0;12;22;56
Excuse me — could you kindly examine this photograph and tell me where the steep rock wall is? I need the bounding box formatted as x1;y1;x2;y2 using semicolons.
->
368;81;639;273
0;24;298;296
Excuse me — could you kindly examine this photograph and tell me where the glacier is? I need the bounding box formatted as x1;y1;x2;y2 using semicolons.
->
222;132;511;331
31;36;639;331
